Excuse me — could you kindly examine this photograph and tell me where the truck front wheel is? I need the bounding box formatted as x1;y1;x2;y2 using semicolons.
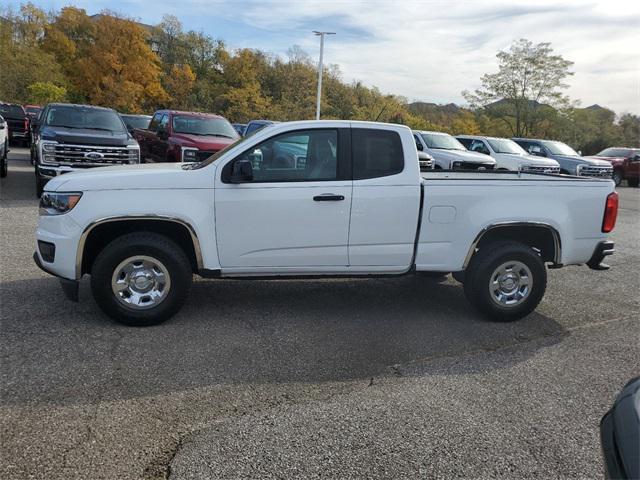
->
463;240;547;322
90;232;192;326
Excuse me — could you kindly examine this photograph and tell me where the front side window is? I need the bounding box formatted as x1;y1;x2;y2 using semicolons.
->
172;116;237;139
159;114;169;131
353;128;404;180
148;112;163;131
228;129;338;182
469;139;490;155
45;106;125;132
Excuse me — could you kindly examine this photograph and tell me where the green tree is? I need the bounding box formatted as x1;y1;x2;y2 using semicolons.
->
463;39;574;137
27;82;67;103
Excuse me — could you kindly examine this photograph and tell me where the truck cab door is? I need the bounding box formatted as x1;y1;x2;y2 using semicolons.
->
214;126;352;272
348;127;421;268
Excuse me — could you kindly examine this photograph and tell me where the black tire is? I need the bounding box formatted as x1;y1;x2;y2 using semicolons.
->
612;170;622;187
90;232;193;326
628;178;639;188
463;240;547;322
0;144;7;178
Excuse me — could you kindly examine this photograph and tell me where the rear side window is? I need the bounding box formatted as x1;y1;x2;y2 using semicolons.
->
352;128;404;180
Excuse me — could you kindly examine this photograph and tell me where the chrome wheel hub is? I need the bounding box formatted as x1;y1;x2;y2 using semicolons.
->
489;261;532;307
111;256;171;310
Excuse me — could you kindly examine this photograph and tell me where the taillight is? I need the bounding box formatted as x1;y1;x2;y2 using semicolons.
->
602;191;618;233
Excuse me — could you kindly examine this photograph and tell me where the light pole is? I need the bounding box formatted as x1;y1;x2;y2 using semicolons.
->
313;31;335;120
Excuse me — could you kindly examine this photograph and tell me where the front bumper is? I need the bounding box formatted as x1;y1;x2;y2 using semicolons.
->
33;252;79;301
587;241;615;270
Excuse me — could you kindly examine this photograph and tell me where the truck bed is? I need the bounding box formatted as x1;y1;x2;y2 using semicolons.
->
416;170;614;272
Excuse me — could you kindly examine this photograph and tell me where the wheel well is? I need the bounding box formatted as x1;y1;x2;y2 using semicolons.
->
471;225;560;265
81;219;199;275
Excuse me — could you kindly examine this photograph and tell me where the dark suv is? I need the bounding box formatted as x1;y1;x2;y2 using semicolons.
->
31;103;140;196
0;103;30;146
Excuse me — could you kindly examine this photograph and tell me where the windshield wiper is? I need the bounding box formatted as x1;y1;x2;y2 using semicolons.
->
50;125;120;132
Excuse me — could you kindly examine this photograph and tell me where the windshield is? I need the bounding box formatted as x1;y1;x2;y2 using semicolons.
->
420;133;465;150
487;138;526;154
540;140;579;156
25;107;41;115
122;115;151;130
0;104;25;116
187;135;251;170
45;106;125;132
595;147;632;158
172;116;238;138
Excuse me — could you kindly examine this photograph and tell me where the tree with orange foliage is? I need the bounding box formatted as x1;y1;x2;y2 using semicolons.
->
73;12;168;112
164;64;196;110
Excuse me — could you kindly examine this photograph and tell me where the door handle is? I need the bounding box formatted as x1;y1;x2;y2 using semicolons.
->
313;194;345;201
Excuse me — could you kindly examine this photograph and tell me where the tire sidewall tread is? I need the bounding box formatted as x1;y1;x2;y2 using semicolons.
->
90;232;193;326
464;240;547;322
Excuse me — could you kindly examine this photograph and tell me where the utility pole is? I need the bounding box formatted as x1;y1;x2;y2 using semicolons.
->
313;31;335;120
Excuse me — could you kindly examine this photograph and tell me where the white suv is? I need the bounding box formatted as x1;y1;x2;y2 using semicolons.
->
413;131;496;170
456;135;560;173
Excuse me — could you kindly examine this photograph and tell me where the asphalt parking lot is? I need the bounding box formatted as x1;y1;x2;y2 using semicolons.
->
1;147;639;479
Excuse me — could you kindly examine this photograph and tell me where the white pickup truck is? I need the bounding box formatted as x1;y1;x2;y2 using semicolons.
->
34;121;618;326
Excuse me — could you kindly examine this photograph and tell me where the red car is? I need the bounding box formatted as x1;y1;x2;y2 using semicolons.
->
134;110;239;163
586;147;640;187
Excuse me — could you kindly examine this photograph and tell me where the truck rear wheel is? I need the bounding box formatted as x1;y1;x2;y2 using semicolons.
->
463;240;546;322
90;232;192;326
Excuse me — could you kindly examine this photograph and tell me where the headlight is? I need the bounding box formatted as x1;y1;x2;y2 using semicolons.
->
41;141;57;152
181;147;198;162
40;140;58;164
39;192;82;216
127;145;140;164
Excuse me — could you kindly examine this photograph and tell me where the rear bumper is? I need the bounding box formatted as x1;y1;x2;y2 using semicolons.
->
587;241;614;270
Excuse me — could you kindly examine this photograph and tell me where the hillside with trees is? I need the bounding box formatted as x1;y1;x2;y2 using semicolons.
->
1;3;637;154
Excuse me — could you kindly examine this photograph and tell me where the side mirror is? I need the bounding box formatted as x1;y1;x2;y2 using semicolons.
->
416;142;423;151
0;122;5;130
157;125;167;139
631;154;640;163
577;150;582;156
230;159;253;183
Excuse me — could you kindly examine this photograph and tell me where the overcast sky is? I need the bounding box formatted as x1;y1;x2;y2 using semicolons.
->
7;0;640;114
